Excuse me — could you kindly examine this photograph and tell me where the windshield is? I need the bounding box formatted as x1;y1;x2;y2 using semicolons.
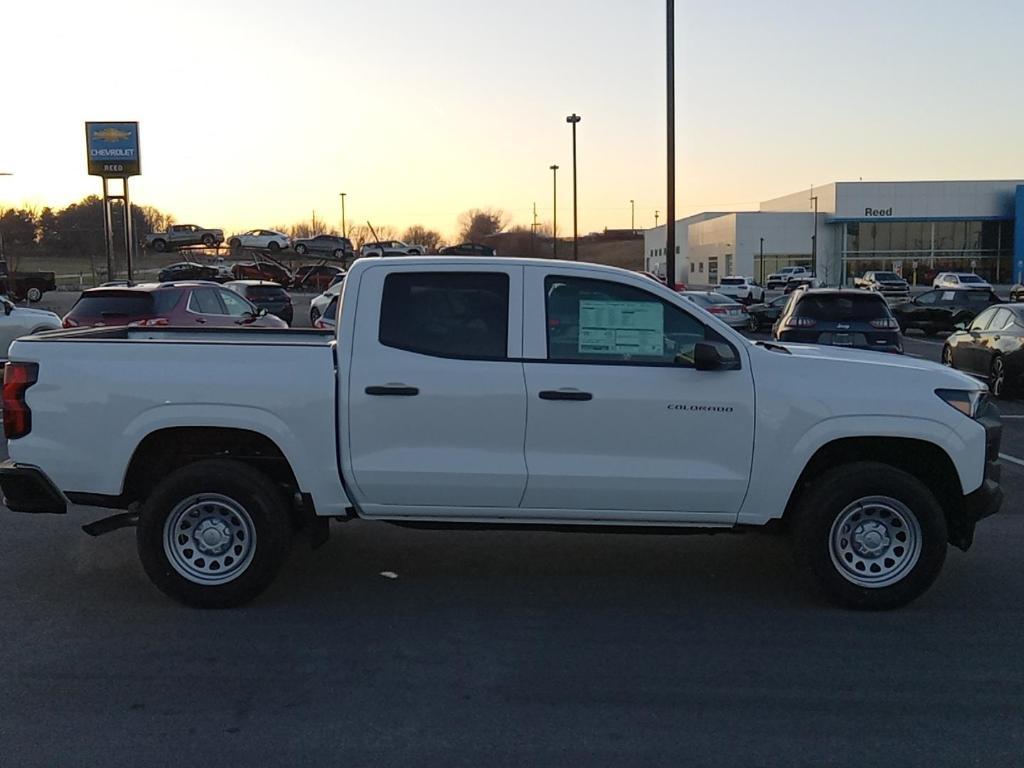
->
795;294;890;321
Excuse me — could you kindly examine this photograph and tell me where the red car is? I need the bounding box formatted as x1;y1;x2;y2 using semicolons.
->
230;261;292;285
292;264;343;291
62;282;289;329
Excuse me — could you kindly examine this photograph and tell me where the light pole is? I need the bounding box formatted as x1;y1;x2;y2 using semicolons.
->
665;0;676;290
810;191;819;280
550;164;559;258
630;199;635;232
566;113;581;260
759;237;765;284
655;210;660;227
339;193;347;238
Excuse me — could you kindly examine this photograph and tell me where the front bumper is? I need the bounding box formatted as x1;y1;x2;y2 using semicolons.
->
950;404;1003;550
0;460;68;514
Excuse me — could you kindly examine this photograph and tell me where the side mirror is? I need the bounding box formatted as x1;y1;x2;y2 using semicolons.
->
693;341;724;371
954;322;967;331
257;307;269;317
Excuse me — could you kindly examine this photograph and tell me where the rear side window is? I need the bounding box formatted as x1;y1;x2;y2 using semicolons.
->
965;291;995;304
795;294;890;321
189;288;224;315
379;272;509;360
68;291;155;319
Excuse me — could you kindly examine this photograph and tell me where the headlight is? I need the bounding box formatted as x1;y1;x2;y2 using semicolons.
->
935;388;989;419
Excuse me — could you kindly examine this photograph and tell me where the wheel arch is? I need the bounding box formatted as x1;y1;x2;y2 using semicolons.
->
782;436;967;547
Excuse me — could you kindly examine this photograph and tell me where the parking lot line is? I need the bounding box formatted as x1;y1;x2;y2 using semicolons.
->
999;453;1024;468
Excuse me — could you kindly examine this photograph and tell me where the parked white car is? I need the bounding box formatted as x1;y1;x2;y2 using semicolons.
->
1;257;1002;611
716;276;765;303
309;277;344;325
228;229;291;253
932;272;992;291
0;296;61;361
360;240;425;257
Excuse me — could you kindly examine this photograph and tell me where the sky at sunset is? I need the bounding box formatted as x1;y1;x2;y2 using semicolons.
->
1;0;1022;239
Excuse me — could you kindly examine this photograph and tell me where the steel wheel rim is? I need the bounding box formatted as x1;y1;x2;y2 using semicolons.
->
163;494;257;586
991;358;1005;396
828;496;922;588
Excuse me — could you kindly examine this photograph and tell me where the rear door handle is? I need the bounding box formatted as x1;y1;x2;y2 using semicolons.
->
539;390;593;401
365;385;419;396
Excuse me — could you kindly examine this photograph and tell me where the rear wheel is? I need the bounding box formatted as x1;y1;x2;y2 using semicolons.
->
309;307;321;325
333;248;345;259
941;345;953;366
229;237;241;249
268;241;280;253
747;315;759;332
152;239;167;253
25;286;42;303
201;234;215;247
295;244;307;255
136;459;291;608
989;355;1007;398
791;462;947;610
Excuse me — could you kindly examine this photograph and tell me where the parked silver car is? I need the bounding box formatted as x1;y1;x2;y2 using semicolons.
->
681;291;749;329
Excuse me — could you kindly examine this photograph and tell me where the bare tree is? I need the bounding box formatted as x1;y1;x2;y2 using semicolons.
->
457;208;507;243
402;225;444;253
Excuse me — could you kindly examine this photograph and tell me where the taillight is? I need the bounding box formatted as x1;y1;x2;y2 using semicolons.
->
785;316;817;328
3;362;39;439
62;317;79;329
706;306;727;315
870;317;899;329
128;318;170;327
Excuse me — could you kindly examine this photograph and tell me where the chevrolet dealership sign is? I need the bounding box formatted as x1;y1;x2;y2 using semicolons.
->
85;122;140;177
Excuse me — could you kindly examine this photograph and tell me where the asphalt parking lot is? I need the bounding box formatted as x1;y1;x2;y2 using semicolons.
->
1;290;1022;766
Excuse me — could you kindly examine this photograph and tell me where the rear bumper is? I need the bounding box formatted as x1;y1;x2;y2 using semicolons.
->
0;460;67;514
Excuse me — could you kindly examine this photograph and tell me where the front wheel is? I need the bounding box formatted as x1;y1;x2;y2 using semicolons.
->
791;462;947;610
295;244;308;255
151;239;167;253
747;315;759;332
201;234;215;247
136;459;291;608
942;345;953;367
309;307;321;325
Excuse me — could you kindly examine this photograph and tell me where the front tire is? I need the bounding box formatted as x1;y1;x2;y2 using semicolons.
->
309;307;321;325
791;462;947;610
295;244;308;255
747;315;759;332
136;459;291;608
152;239;167;253
201;234;215;247
989;355;1008;398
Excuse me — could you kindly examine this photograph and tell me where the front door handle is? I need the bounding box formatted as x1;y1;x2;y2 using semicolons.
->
539;389;593;401
365;385;419;396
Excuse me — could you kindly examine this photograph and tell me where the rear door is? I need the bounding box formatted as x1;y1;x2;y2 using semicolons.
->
519;266;755;523
346;264;528;513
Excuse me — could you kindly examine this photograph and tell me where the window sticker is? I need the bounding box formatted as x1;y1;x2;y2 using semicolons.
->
578;300;664;356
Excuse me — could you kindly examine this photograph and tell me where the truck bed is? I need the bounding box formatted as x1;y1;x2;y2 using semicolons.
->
22;326;334;346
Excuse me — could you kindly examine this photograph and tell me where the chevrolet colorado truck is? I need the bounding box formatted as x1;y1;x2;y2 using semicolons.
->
0;257;1003;609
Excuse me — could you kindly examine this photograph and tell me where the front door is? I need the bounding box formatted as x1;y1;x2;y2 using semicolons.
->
519;267;755;523
346;265;528;512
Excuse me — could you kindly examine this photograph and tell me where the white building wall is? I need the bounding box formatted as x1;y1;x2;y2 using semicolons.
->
643;213;727;283
760;184;838;214
832;180;1024;220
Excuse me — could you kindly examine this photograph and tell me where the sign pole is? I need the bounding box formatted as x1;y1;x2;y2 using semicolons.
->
101;177;114;281
122;178;134;282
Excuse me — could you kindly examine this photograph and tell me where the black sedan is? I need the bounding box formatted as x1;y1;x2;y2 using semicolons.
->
292;234;354;259
891;288;1001;336
439;243;497;256
223;280;293;325
942;304;1024;398
157;262;222;283
745;294;791;332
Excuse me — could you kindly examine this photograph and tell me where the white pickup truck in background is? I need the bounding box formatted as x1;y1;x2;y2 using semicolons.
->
0;257;1003;609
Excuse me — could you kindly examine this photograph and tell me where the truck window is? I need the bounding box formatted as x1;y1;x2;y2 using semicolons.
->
544;275;711;365
378;272;509;360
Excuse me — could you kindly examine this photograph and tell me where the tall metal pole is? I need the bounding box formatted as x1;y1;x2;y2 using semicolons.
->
550;165;559;258
123;178;134;282
630;199;635;231
566;114;581;260
655;211;660;227
810;191;819;279
759;237;765;284
101;177;114;281
665;0;676;290
339;193;347;238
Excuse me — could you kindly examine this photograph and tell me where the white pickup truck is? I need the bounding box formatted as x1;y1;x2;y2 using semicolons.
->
0;257;1002;609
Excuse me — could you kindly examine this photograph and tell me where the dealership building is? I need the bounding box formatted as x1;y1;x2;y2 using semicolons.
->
644;180;1024;287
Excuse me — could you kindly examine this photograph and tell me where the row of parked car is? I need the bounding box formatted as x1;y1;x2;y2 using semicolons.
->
156;259;342;291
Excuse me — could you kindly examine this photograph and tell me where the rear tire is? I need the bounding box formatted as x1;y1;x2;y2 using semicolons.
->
201;234;215;247
747;315;759;332
136;459;291;608
989;355;1008;398
268;241;280;253
791;462;947;610
152;239;167;253
309;307;321;325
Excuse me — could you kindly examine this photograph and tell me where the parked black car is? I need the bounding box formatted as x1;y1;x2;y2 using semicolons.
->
942;303;1024;398
891;288;1002;336
773;288;902;353
0;259;56;302
157;262;223;283
223;280;293;325
439;243;497;257
745;294;791;332
292;234;354;259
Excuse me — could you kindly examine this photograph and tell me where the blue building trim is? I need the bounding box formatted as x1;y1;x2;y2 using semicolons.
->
1014;186;1024;284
